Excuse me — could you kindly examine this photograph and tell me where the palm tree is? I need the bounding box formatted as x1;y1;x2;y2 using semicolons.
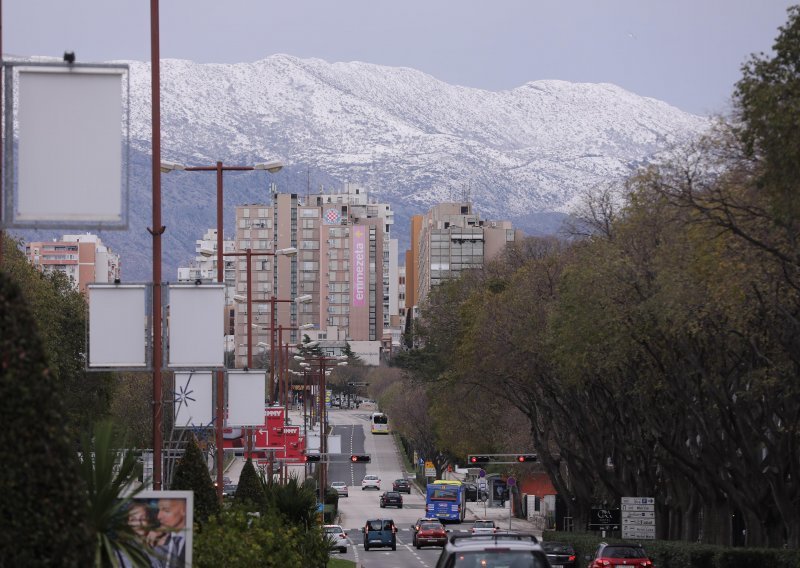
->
79;421;155;567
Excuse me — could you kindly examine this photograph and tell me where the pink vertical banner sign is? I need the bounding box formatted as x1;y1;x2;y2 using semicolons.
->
352;226;366;307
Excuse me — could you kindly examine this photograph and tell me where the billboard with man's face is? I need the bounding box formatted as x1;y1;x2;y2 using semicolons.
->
123;490;193;567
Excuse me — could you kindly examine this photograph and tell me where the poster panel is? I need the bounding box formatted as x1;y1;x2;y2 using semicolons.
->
123;490;193;568
3;62;129;228
227;370;266;426
88;284;147;368
174;371;213;427
167;284;225;368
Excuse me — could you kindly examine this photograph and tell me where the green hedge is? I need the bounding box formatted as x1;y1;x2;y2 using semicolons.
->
542;531;800;568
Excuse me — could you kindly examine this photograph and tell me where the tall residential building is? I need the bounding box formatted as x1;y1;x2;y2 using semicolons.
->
25;233;120;294
406;202;523;309
232;184;396;367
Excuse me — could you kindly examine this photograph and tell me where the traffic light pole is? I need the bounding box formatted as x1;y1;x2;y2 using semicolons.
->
467;453;538;465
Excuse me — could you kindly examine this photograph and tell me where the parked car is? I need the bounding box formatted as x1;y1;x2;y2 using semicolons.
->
470;519;497;535
331;481;349;497
392;478;411;493
464;482;478;502
434;533;548;568
363;518;397;551
541;541;577;568
222;483;237;498
379;490;403;508
361;474;381;490
587;542;654;568
323;524;349;553
414;520;447;549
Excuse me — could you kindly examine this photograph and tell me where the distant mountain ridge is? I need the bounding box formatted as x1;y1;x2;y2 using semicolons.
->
14;55;710;280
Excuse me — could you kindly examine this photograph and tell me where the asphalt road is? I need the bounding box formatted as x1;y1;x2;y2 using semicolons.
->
326;407;467;568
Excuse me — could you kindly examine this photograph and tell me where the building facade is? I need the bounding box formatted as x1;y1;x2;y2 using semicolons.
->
406;202;523;309
25;233;120;294
232;184;396;367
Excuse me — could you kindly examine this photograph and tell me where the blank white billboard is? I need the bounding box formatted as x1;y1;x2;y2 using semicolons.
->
168;284;225;368
174;371;213;428
3;62;129;228
88;284;147;368
227;370;266;426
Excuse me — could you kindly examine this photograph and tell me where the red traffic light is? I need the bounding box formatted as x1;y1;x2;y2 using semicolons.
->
516;454;537;463
351;454;371;463
468;455;491;464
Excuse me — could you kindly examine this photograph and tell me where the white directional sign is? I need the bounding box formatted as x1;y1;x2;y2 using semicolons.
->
622;497;656;539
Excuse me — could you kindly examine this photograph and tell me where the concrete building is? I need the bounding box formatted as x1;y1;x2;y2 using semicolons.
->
232;184;397;367
25;233;120;294
406;202;523;310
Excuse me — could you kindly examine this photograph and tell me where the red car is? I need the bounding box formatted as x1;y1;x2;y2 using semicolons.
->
587;542;654;567
413;520;447;548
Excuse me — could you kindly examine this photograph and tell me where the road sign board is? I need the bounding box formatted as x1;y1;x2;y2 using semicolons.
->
622;496;655;540
507;476;516;487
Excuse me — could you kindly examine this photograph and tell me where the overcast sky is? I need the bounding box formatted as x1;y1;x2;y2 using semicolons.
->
6;1;796;116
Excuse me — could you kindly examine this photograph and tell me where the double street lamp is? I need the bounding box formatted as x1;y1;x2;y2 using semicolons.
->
162;159;282;501
294;353;348;502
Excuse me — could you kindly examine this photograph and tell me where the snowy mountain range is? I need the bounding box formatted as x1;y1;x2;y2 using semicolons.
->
15;55;711;281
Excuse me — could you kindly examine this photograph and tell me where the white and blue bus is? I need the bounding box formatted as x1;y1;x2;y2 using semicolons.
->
370;412;389;434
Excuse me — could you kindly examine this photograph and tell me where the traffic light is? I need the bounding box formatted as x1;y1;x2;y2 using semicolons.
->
468;455;491;464
304;454;321;463
516;454;537;463
351;454;371;463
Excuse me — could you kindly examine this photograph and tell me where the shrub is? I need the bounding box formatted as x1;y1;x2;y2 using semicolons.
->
194;509;327;567
170;437;219;523
234;458;266;509
0;271;93;566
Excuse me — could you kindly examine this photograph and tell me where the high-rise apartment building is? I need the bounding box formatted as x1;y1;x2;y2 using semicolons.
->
25;233;120;294
232;184;396;367
406;202;523;310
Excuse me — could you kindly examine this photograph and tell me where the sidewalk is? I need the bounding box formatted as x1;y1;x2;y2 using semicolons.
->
464;500;543;538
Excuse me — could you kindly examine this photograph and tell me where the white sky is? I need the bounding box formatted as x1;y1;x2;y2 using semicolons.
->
5;1;796;116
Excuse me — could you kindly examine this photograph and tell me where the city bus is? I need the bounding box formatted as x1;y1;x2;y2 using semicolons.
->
370;412;389;434
425;480;466;522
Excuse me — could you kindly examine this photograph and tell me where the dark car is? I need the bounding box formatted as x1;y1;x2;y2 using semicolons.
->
541;541;577;568
392;478;411;493
414;521;447;549
363;518;397;551
587;542;654;567
379;490;403;508
464;482;478;502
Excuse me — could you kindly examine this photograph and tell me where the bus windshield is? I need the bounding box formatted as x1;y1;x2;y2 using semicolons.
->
429;487;458;501
372;413;388;424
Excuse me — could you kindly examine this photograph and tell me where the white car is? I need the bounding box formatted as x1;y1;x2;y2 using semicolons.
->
361;474;381;490
331;481;349;497
323;524;349;553
471;519;497;535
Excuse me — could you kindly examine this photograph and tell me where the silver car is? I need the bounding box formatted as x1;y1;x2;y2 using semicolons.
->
331;481;349;497
323;524;349;553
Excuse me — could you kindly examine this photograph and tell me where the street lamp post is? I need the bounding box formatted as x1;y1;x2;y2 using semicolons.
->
294;353;347;502
161;159;282;501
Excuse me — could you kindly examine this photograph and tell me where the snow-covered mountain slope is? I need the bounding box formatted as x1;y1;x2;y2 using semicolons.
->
13;55;711;280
